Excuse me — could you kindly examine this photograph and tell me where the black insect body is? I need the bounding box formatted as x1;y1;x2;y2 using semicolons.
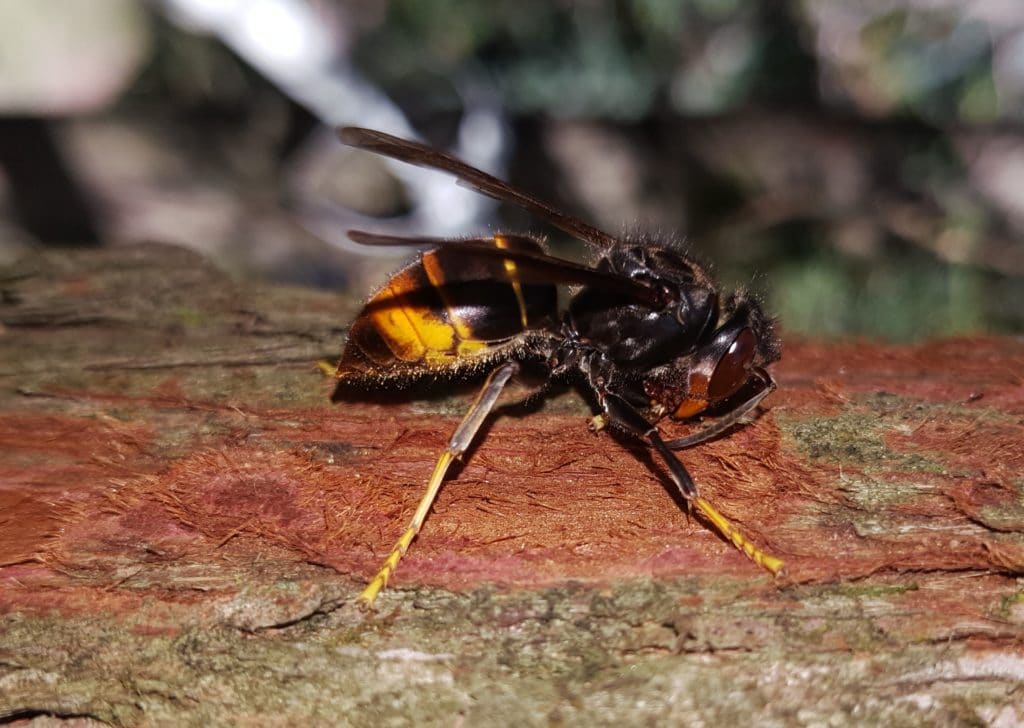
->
333;127;783;603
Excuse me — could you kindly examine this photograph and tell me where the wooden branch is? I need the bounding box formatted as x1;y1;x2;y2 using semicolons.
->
2;243;1023;725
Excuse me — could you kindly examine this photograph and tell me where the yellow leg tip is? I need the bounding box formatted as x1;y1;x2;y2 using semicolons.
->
359;579;384;605
693;497;784;577
315;360;337;377
756;552;786;576
359;537;411;606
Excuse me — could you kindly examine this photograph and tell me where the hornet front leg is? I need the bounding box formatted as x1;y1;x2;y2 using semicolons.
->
600;390;784;576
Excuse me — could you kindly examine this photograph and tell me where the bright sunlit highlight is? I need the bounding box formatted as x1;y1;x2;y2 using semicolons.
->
239;0;310;68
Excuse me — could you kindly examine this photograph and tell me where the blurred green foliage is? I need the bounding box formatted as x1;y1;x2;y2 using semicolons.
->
355;0;815;118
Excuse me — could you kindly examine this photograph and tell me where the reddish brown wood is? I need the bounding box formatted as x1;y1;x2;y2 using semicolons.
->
2;244;1023;725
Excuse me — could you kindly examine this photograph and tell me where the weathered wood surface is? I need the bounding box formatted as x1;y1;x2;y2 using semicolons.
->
1;243;1023;726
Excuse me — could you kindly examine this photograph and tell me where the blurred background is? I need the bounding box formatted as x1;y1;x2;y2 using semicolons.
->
1;0;1022;341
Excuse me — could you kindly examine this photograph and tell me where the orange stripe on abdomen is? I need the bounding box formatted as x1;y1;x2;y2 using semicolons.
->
367;269;455;363
494;235;529;329
422;250;476;342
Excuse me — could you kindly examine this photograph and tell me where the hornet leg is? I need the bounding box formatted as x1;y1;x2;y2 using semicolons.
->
360;361;520;604
601;390;784;576
664;369;776;450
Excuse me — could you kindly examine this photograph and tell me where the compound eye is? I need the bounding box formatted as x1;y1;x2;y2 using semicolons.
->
708;327;756;401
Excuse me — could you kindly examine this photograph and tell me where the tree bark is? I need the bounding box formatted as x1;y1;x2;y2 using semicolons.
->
2;243;1023;725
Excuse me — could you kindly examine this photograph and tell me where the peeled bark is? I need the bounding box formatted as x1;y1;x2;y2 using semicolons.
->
2;244;1023;725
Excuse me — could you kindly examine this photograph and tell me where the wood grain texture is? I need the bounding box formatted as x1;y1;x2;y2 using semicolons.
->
2;244;1023;725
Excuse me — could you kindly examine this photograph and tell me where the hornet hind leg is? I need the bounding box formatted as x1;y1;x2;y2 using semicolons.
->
360;361;520;605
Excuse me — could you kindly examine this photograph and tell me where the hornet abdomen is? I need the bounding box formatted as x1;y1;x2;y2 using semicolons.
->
336;235;557;384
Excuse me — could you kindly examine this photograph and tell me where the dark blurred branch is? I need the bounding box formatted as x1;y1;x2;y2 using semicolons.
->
0;118;100;246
